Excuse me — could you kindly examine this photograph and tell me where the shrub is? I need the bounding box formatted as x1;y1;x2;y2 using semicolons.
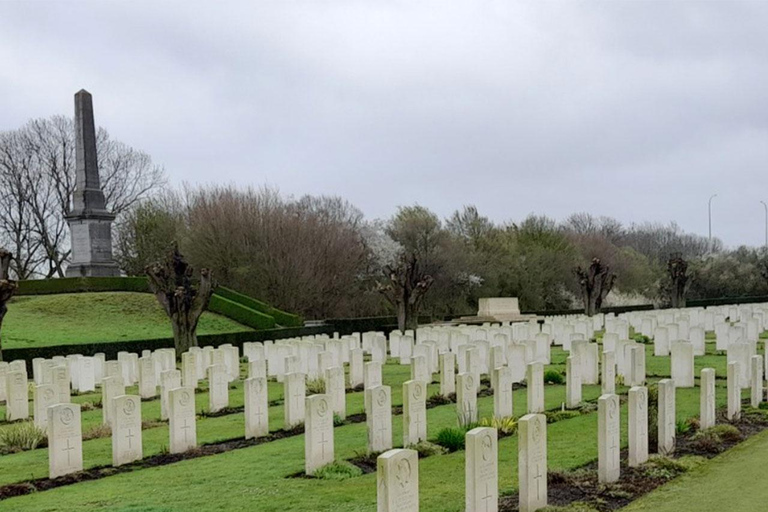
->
478;416;518;435
305;379;326;394
83;424;112;441
312;461;362;480
544;370;564;385
633;334;651;344
457;410;478;429
707;424;742;443
577;402;597;414
409;441;448;458
689;430;723;454
435;427;467;452
0;422;47;453
333;414;344;427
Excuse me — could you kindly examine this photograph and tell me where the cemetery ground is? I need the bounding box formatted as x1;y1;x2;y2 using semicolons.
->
1;337;762;512
3;292;250;348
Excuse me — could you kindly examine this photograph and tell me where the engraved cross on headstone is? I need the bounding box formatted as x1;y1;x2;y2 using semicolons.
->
64;438;75;466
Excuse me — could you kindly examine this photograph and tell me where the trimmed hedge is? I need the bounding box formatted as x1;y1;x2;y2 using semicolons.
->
214;286;302;327
688;295;768;308
326;315;432;334
16;277;151;295
208;295;276;330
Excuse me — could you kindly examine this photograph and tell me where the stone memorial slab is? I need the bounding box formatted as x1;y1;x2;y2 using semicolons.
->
457;372;478;423
493;366;513;419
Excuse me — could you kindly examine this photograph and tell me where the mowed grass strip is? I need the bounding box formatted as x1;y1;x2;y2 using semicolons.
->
3;292;250;349
623;427;768;512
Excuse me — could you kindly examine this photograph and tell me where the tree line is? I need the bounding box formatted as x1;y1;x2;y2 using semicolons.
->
3;116;768;330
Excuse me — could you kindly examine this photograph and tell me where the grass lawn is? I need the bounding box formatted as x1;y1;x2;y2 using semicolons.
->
0;344;742;512
2;292;251;349
624;428;768;512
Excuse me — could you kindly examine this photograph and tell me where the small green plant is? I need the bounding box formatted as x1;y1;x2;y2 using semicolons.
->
0;422;47;454
676;419;692;435
456;410;479;429
707;424;742;443
333;413;344;427
435;427;467;452
305;378;326;394
408;440;448;457
546;410;580;423
80;401;99;412
83;424;112;441
478;416;518;435
544;370;564;385
633;334;651;344
578;402;597;414
615;374;625;387
312;461;362;480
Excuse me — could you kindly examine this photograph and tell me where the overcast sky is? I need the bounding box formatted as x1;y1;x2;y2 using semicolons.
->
2;1;767;247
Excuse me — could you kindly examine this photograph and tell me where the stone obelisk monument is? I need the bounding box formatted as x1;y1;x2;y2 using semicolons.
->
65;90;120;277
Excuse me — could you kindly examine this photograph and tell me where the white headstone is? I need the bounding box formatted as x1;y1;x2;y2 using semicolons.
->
33;383;58;430
102;375;125;426
628;386;648;467
403;380;427;446
284;372;306;429
526;362;544;414
658;378;676;455
727;361;741;421
751;355;763;408
700;368;716;429
304;394;334;475
48;403;83;478
207;364;229;413
440;352;456;397
601;350;616;394
566;356;581;409
598;393;620;483
465;427;498;512
377;449;419;512
366;385;393;453
518;413;547;512
364;361;383;389
111;394;142;466
457;372;478;424
244;376;269;439
325;366;346;420
169;386;196;453
493;366;513;419
671;341;694;388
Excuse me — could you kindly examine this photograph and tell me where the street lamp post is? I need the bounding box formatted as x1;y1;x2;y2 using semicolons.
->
761;201;768;248
708;194;717;249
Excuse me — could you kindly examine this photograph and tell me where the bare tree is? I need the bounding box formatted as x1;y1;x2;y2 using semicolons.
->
0;248;18;360
377;253;434;332
667;253;690;308
574;258;616;316
146;243;215;356
0;116;166;278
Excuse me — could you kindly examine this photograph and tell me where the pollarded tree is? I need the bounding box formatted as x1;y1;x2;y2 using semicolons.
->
377;253;434;333
0;248;18;361
574;257;616;316
667;253;690;308
146;243;215;357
